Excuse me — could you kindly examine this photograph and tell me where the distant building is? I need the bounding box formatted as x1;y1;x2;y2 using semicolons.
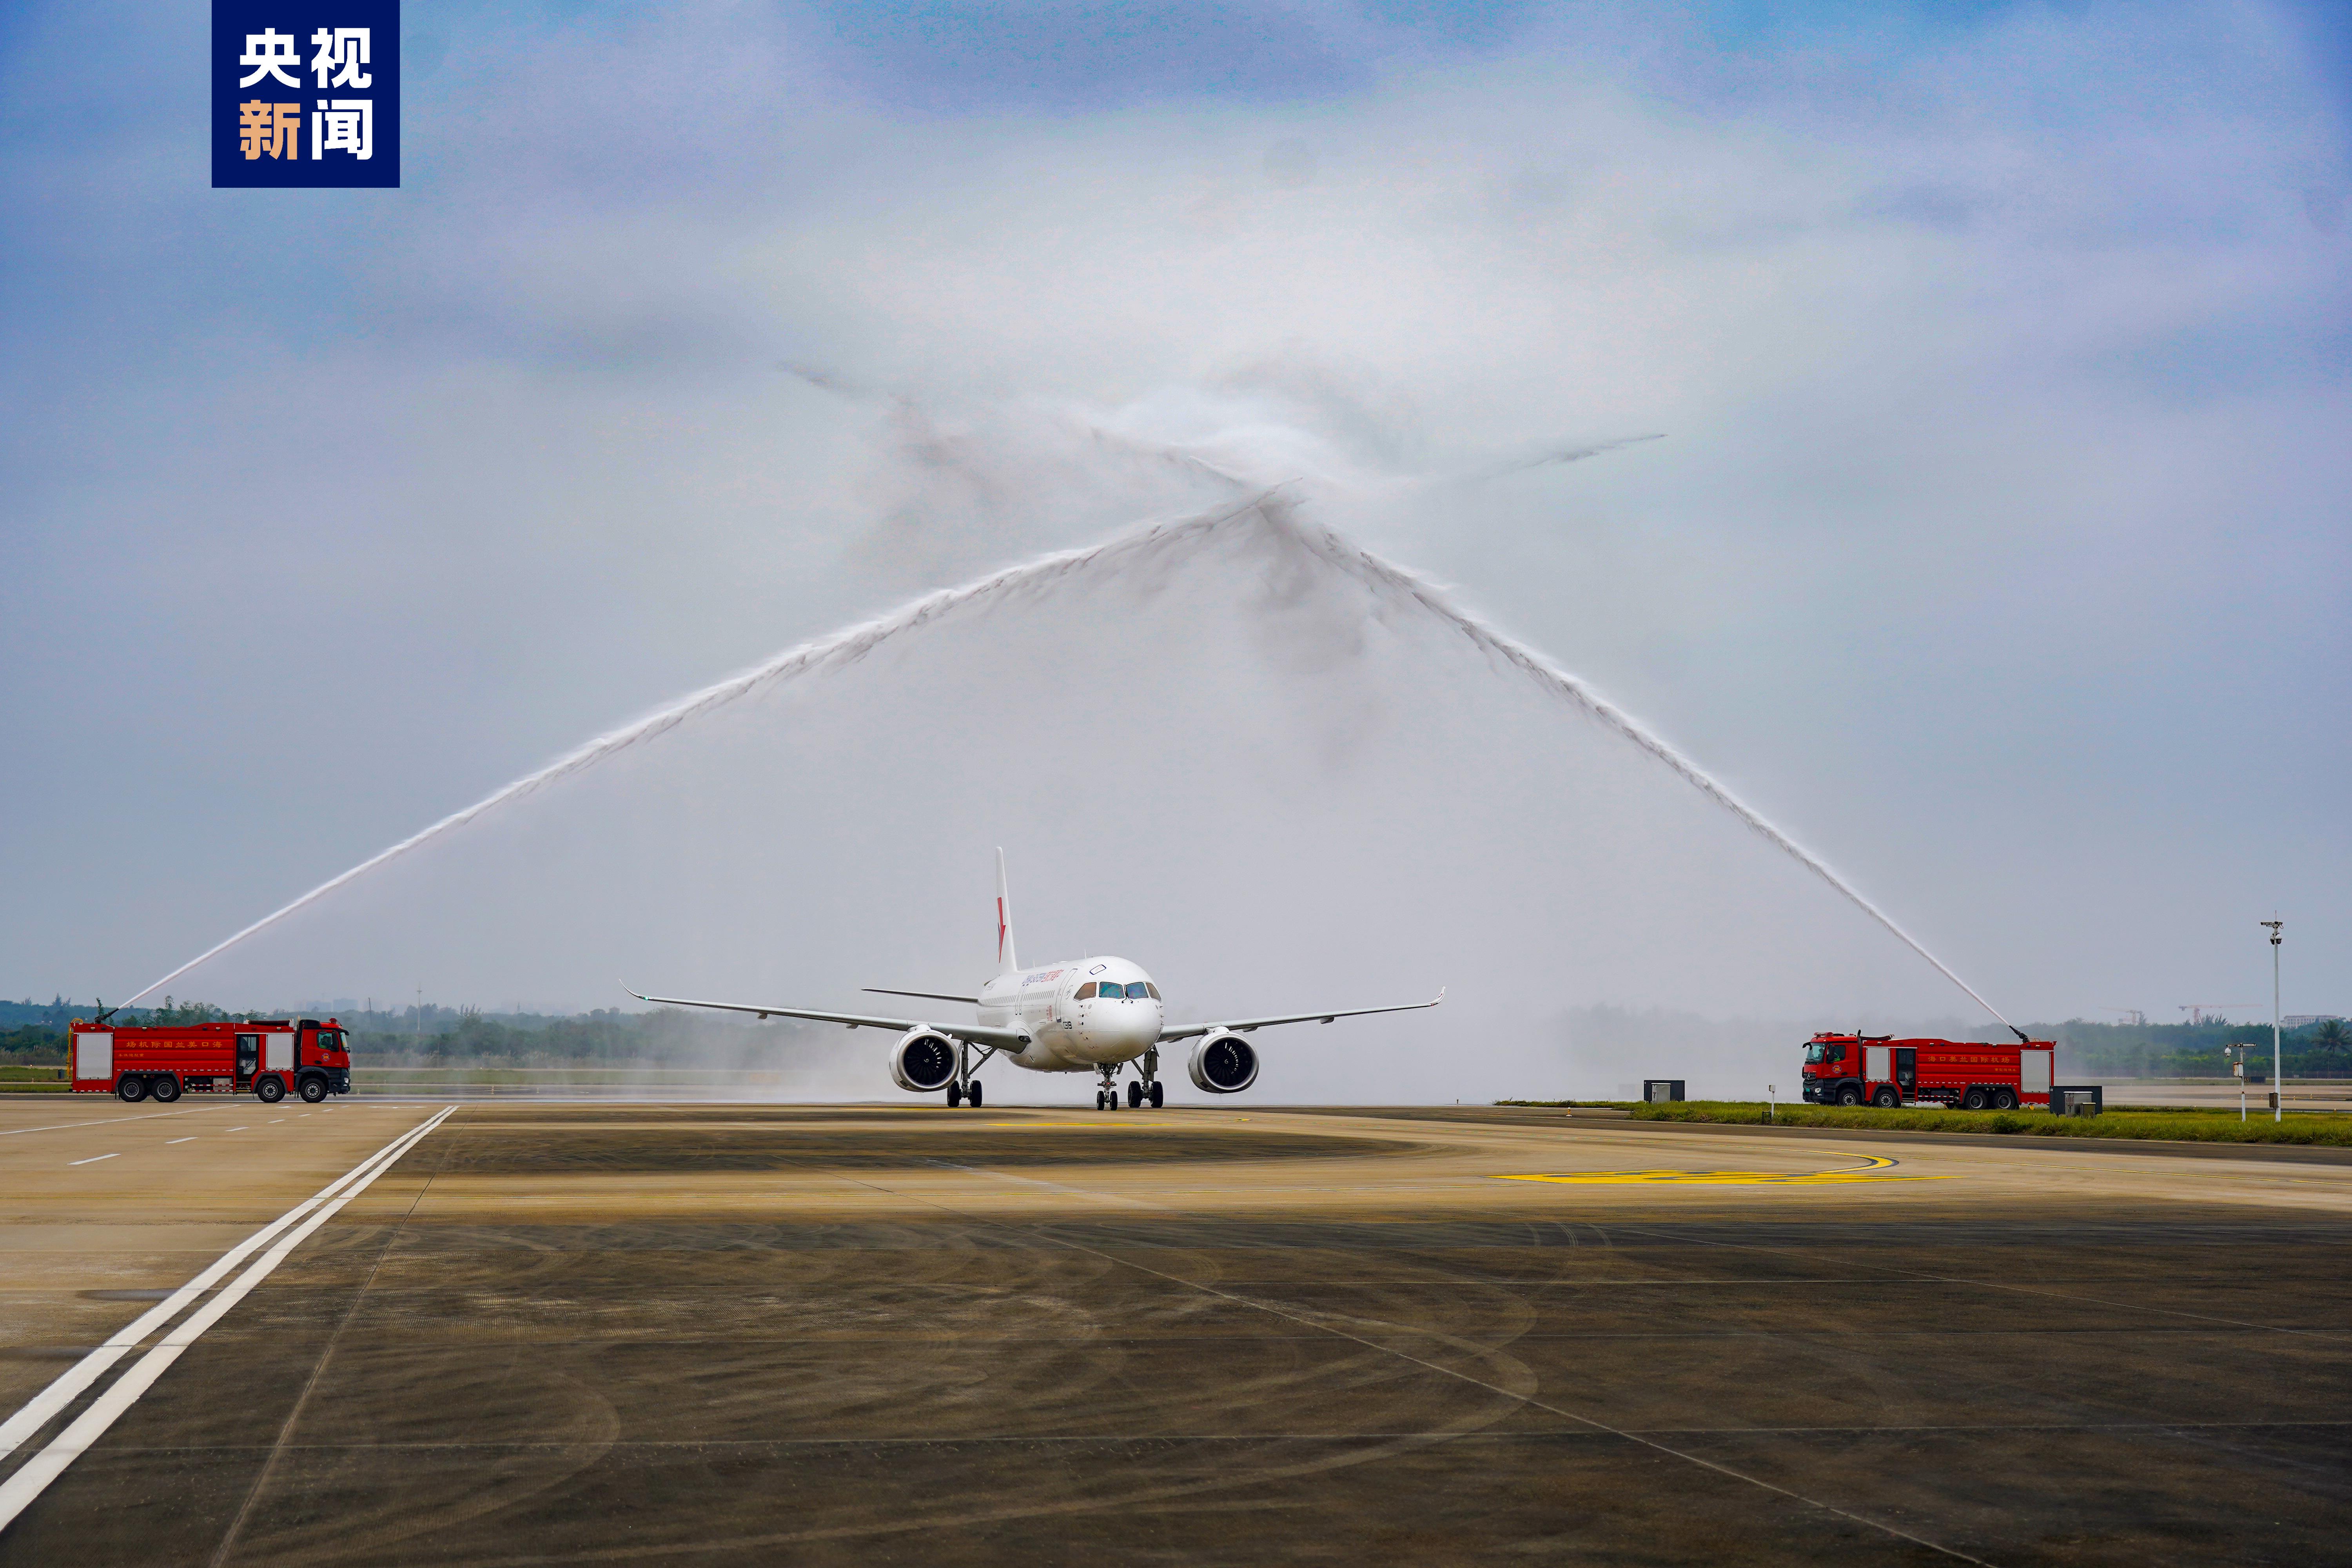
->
2284;1015;2344;1028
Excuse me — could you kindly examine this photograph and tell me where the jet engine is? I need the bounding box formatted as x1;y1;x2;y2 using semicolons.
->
890;1028;958;1093
1187;1033;1259;1094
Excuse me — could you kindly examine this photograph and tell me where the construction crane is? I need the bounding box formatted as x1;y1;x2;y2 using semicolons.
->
2178;1004;2255;1026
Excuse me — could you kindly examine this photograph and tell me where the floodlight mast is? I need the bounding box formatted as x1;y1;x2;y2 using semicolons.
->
2261;919;2284;1123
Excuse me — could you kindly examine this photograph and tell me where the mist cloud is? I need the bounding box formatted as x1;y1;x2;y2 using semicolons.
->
2;1;2345;1034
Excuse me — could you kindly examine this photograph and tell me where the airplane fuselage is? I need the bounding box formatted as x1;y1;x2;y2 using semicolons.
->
979;957;1164;1072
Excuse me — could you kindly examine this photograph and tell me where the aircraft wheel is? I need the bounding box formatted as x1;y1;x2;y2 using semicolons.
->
1126;1081;1142;1109
968;1081;983;1108
946;1082;962;1108
1149;1082;1163;1109
1096;1091;1109;1110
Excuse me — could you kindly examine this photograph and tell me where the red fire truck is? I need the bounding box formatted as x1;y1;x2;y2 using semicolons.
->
69;1017;354;1104
1800;1032;2054;1111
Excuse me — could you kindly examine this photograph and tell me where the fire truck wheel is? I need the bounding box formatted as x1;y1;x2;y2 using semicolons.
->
1990;1088;2017;1111
1835;1085;1863;1107
1961;1087;1988;1111
298;1076;329;1104
256;1077;286;1104
1871;1086;1898;1109
117;1076;147;1102
150;1076;181;1103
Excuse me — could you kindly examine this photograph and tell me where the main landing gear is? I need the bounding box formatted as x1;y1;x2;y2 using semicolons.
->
1097;1053;1165;1110
947;1080;983;1108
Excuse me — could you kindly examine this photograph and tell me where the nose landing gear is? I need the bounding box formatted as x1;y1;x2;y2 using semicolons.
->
1100;1052;1165;1110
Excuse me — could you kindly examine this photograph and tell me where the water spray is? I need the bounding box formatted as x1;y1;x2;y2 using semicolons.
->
122;493;2025;1038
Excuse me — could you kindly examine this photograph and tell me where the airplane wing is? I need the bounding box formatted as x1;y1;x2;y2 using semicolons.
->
624;988;1031;1048
1156;990;1444;1043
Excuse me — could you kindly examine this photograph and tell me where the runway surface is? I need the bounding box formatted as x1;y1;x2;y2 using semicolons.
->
3;1098;2350;1565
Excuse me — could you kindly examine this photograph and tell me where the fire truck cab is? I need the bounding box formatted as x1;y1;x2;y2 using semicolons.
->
70;1017;354;1104
1801;1032;2053;1111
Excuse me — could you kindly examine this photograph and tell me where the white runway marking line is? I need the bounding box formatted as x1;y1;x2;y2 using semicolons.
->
0;1105;456;1534
166;1138;196;1145
0;1109;204;1138
65;1154;119;1167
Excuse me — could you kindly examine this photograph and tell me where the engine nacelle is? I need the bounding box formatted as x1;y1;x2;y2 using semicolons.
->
1187;1033;1259;1094
890;1028;958;1093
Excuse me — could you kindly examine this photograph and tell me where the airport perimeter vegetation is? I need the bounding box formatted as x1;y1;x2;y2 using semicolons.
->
1506;1098;2352;1146
4;999;2347;1073
5;1000;2349;1147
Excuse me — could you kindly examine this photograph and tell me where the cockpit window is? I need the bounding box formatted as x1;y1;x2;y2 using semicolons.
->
1074;982;1097;1000
1144;983;1161;1000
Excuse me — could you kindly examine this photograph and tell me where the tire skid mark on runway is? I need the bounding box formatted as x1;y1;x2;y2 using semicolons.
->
0;1106;456;1536
1046;1245;1999;1566
65;1410;2352;1456
207;1107;468;1568
0;1107;451;1465
923;1157;1160;1208
452;1158;1544;1566
907;1158;1997;1567
199;1116;628;1568
460;1152;1994;1567
1607;1221;2342;1340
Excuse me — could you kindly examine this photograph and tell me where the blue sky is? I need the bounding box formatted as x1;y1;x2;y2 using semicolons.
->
1;2;2346;1051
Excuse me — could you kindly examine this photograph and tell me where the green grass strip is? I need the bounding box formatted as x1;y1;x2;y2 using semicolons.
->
1497;1099;2352;1146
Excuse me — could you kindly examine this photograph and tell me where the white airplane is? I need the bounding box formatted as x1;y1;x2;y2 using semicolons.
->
628;850;1442;1108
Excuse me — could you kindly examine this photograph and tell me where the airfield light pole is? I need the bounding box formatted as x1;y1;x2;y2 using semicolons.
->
2262;919;2284;1123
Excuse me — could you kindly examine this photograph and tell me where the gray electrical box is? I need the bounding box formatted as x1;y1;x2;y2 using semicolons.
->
1643;1079;1685;1104
2054;1085;2102;1117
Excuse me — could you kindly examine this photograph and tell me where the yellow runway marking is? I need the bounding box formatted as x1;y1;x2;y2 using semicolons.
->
1494;1155;1946;1186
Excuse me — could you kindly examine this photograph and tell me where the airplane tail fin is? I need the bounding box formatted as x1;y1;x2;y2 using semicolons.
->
995;847;1019;977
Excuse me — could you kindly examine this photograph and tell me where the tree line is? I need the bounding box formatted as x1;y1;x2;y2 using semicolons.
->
0;1000;806;1067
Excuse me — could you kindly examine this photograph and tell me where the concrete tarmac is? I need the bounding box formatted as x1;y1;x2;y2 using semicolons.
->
2;1098;2349;1565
